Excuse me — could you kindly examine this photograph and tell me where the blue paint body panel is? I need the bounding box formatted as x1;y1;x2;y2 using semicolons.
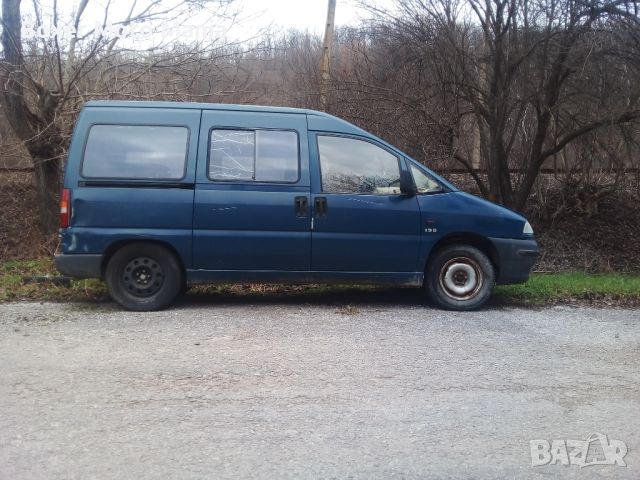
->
309;193;421;272
193;110;311;271
306;132;422;272
57;100;538;287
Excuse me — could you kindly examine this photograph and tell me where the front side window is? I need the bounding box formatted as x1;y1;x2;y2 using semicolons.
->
82;125;189;179
410;164;442;194
209;129;298;182
318;135;401;195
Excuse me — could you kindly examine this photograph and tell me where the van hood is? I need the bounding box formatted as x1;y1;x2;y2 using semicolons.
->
455;191;527;221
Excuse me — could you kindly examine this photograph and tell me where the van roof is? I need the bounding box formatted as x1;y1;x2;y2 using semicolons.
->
85;100;327;117
84;100;369;136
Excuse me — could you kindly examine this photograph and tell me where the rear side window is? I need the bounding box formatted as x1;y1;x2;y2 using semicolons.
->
209;129;299;182
318;135;401;194
82;125;189;179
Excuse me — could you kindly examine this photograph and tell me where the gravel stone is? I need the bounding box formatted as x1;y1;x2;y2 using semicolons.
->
1;301;639;479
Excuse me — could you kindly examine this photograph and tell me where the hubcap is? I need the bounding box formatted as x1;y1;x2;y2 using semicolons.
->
439;257;483;300
122;257;164;297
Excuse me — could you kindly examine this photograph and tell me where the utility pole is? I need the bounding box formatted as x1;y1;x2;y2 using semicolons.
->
471;7;490;171
320;0;336;111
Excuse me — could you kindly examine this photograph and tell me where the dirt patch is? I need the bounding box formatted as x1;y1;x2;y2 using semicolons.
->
526;177;640;273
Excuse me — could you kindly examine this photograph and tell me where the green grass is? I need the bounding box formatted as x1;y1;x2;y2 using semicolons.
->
494;272;640;305
2;258;640;306
0;258;107;303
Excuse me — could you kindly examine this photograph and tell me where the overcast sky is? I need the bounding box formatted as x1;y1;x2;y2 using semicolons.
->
23;0;391;46
237;0;371;34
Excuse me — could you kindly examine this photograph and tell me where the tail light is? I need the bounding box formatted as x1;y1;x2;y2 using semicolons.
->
60;188;71;228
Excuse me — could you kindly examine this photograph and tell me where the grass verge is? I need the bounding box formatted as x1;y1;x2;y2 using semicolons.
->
0;258;107;303
493;272;640;306
1;258;640;306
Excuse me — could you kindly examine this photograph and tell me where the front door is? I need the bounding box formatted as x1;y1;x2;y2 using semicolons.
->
193;110;311;271
310;133;421;272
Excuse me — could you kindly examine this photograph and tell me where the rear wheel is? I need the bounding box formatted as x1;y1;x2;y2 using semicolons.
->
426;244;495;311
105;243;183;311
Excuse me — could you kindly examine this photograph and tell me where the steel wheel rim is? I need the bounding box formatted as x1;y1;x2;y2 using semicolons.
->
439;257;483;301
122;257;164;297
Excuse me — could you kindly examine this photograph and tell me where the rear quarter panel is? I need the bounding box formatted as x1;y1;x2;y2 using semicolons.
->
60;106;201;268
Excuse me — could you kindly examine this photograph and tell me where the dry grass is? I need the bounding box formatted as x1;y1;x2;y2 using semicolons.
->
0;172;54;262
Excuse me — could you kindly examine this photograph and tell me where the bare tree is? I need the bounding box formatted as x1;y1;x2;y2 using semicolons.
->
359;0;640;209
0;0;239;233
1;0;63;233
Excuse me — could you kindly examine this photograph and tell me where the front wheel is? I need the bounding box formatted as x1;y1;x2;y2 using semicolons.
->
105;243;183;311
425;245;495;311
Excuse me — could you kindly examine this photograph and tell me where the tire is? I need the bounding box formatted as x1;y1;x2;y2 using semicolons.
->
425;244;495;311
105;243;183;311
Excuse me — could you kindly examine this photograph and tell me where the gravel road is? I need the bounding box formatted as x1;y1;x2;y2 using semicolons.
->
0;297;639;479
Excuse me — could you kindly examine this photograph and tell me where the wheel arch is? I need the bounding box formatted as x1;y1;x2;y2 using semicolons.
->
101;239;186;277
425;232;499;277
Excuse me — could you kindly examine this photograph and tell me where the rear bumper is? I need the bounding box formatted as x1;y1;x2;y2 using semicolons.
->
490;237;539;285
54;254;103;279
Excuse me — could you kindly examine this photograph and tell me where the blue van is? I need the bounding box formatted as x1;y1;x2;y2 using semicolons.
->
55;101;538;311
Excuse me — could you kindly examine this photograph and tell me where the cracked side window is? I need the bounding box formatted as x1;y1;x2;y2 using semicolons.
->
209;129;299;182
209;130;255;181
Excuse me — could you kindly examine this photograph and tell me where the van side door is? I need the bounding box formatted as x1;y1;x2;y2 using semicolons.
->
193;110;311;272
309;133;421;273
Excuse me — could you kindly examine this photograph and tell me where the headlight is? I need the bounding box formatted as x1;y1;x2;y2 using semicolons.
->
523;221;534;235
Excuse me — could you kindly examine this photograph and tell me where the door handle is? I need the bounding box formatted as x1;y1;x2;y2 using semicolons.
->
294;196;308;217
314;197;327;217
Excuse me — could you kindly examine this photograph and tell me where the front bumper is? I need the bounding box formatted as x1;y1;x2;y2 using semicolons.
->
54;254;103;279
490;237;539;285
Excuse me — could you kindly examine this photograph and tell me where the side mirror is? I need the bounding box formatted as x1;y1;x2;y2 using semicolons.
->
400;170;417;196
